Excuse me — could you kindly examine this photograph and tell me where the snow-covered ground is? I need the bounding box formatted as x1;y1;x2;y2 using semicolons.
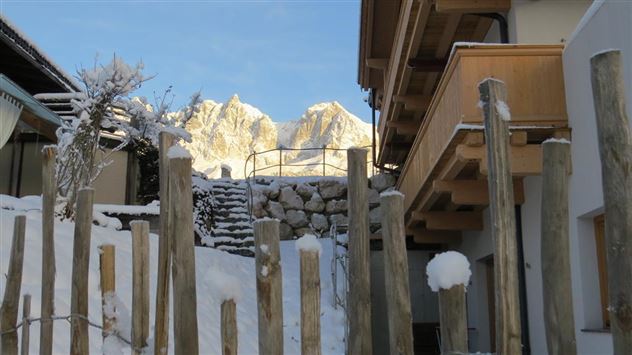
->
0;195;346;354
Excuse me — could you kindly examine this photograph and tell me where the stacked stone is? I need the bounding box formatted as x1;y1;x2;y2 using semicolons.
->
251;173;396;240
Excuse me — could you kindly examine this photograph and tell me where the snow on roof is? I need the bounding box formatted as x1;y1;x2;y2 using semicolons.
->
0;14;81;92
295;234;322;256
426;251;472;292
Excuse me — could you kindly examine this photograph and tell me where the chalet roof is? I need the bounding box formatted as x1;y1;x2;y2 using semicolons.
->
1;74;62;127
0;15;81;94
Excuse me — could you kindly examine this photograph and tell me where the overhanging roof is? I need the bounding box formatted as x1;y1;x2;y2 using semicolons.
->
357;0;511;167
1;74;62;127
0;15;80;94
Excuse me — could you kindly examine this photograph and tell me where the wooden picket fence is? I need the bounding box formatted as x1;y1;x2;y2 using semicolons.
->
1;49;631;355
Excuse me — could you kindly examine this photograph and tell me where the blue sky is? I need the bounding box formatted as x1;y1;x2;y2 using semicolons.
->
1;0;370;122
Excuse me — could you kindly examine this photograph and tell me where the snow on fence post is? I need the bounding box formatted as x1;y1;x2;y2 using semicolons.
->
297;234;322;355
590;50;632;353
98;244;116;338
221;300;238;355
70;188;94;355
254;218;284;355
478;78;522;354
20;294;30;355
541;139;577;354
168;146;199;355
380;191;414;355
427;251;471;355
0;215;26;355
154;131;175;355
40;145;56;355
346;147;372;355
131;221;150;355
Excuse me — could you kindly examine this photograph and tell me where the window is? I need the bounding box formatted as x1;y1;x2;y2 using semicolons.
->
594;214;609;328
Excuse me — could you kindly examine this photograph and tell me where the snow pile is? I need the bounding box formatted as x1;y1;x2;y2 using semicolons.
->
542;137;571;144
0;195;346;354
295;234;322;256
205;269;242;303
167;145;192;159
426;251;472;292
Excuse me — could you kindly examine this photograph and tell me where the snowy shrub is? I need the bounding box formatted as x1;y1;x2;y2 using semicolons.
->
55;55;200;217
192;174;215;245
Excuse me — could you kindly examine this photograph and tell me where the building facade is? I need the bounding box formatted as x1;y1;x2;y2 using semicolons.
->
359;1;630;354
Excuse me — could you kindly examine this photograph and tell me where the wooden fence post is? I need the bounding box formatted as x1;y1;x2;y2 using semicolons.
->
380;192;414;355
438;285;468;354
70;188;94;355
254;218;284;355
541;140;577;354
0;215;26;355
20;294;30;355
131;221;150;355
478;78;522;353
346;147;372;355
154;131;175;355
299;244;321;355
590;50;632;353
169;149;199;355
221;300;238;355
40;145;56;355
99;244;116;338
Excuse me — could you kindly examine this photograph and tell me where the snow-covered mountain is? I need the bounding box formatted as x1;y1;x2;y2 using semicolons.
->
183;95;374;178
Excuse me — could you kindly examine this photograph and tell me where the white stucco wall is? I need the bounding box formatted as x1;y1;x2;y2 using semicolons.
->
462;3;632;353
562;1;631;353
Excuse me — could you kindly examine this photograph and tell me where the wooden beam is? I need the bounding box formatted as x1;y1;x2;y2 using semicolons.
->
407;58;448;72
389;142;413;151
510;131;528;146
409;228;462;244
411;211;483;231
386;121;419;136
433;179;525;205
366;58;388;70
435;0;511;13
464;132;484;147
456;144;543;176
393;95;432;112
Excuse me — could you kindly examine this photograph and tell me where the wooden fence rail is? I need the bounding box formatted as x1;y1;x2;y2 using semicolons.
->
541;140;577;354
0;215;26;355
40;145;56;355
479;78;522;354
70;188;94;355
591;49;632;354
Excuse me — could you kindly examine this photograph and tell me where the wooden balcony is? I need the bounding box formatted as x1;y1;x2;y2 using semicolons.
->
397;44;568;234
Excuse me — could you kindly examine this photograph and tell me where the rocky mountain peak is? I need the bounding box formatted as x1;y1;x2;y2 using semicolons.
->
182;95;374;178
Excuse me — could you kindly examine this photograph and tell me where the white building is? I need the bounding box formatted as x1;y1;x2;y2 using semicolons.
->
358;1;631;353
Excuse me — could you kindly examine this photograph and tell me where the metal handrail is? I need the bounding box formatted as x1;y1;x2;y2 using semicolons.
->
243;145;374;181
243;145;376;223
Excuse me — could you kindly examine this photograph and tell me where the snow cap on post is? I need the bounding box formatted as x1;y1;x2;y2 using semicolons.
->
207;269;242;303
426;251;471;292
167;145;192;159
295;234;322;256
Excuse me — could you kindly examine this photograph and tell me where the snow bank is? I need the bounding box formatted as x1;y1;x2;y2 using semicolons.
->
295;234;322;256
0;199;346;354
426;251;472;292
94;202;160;215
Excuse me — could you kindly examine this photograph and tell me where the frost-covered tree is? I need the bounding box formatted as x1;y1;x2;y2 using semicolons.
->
56;56;199;218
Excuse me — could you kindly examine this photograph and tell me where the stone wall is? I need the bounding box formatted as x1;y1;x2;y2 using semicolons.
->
250;173;396;240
